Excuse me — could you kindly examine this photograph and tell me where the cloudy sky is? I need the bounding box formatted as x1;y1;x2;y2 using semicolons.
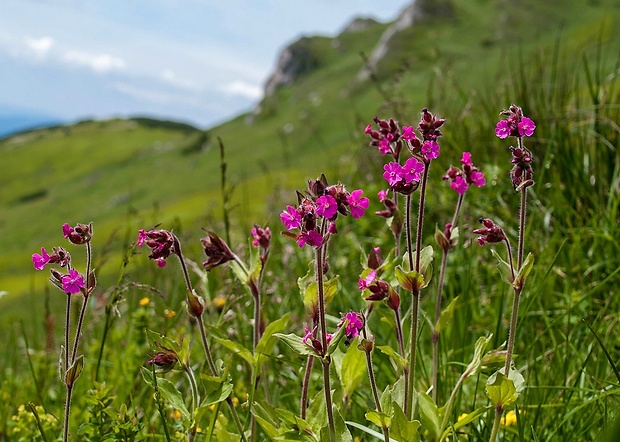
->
0;0;410;129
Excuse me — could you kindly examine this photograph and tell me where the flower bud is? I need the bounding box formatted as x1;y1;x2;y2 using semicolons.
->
200;231;235;271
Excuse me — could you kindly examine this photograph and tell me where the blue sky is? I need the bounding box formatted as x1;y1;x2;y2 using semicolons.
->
0;0;410;129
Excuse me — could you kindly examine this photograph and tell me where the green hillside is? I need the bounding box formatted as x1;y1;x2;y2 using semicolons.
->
1;0;618;312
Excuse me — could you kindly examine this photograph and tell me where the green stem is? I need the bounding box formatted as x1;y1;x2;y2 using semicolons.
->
489;406;503;442
403;194;414;417
440;369;467;434
63;384;73;442
431;249;448;402
362;328;389;442
152;363;172;442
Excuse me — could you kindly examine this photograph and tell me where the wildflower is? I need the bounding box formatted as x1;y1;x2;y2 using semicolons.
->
316;195;338;219
451;176;468;195
496;104;536;139
377;189;388;202
367;247;383;270
500;410;524;427
518;117;536;137
251;224;271;249
421;140;440;160
403;157;425;183
342;311;363;339
378;138;391;155
461;151;472;166
148;343;179;373
139;297;150;307
417;108;445;143
383;162;404;186
61;269;84;295
164;309;176;319
296;230;323;248
401;126;416;141
509;145;534;188
32;247;50;270
280;205;302;230
470;170;486;187
201;231;235;270
473;218;506;246
364;116;404;159
137;229;175;265
443;151;486;194
302;326;317;344
495;120;511;139
347;190;369;219
63;222;92;245
358;269;377;290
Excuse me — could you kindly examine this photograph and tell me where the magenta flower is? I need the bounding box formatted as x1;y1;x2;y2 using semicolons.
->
421;141;440;160
32;247;50;270
470;170;486;187
518;117;536;137
137;229;148;247
401;126;416;141
302;326;317;344
62;269;84;295
377;189;388;202
280;205;302;230
383;162;404;186
316;195;338;219
296;230;323;248
358;269;377;290
378;138;391;155
403;157;424;183
155;258;167;268
495;120;510;139
364;124;372;134
344;311;363;339
62;223;73;238
347;189;369;219
450;176;469;195
461;151;472;166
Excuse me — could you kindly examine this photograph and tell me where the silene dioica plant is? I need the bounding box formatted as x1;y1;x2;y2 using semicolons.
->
29;104;537;441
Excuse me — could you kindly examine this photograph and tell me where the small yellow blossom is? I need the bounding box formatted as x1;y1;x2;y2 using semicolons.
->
232;397;239;407
213;295;226;310
501;410;524;426
139;297;150;307
164;309;176;319
171;410;182;421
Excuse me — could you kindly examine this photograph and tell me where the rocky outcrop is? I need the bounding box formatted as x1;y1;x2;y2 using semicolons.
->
263;37;322;98
339;17;378;35
357;0;453;81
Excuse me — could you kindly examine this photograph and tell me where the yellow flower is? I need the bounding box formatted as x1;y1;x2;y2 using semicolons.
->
501;410;524;426
232;397;239;407
213;295;226;310
171;410;182;421
164;309;176;319
139;297;150;307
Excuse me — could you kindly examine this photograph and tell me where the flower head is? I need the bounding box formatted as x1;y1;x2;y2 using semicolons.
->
473;218;506;246
63;222;92;245
342;311;364;339
358;269;377;291
316;195;338;219
383;162;404;186
496;104;535;139
280;205;302;230
421;141;440;160
450;176;469;195
518;117;536;137
201;231;236;270
32;247;50;270
403;157;425;183
251;224;271;249
347;189;369;219
296;230;323;248
138;229;175;265
61;269;84;295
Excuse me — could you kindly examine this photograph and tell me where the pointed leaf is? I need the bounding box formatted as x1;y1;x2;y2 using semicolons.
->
490;249;514;285
440;406;491;439
213;337;254;366
514;252;534;290
156;376;191;424
255;313;290;366
274;333;319;357
395;265;425;292
464;334;492;378
391;402;421;442
65;354;84;386
229;259;250;285
341;344;366;399
485;368;525;410
365;410;391;428
435;296;459;334
202;380;233;406
333;406;353;442
418;391;441;442
323;275;340;308
145;329;181;354
252;402;279;439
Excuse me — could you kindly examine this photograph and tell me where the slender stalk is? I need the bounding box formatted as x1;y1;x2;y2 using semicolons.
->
63;385;73;442
393;308;406;362
70;294;89;365
440;369;467;433
489;406;503;442
316;244;336;441
152;364;172;442
362;327;389;442
64;294;70;374
28;402;50;442
300;351;315;418
403;194;414;416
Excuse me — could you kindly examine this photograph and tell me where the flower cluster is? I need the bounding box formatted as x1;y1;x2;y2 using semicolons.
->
62;222;92;245
382;157;425;195
280;176;369;248
357;248;400;310
443;152;487;195
340;311;364;340
473;218;507;246
495;104;536;139
364;117;405;158
137;229;176;267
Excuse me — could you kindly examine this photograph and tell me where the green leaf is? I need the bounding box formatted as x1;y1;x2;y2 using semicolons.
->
418;391;441;442
65;354;84;386
274;333;319;357
365;410;391;428
340;343;366;399
464;334;493;379
485;368;525;410
345;421;393;441
376;345;407;369
333;406;353;442
391;402;421;442
390;377;406;410
323;275;340;308
394;265;425;292
490;249;514;285
145;329;181;353
514;252;534;290
440;406;491;440
213;337;254;366
252;402;280;439
229;259;250;285
325;322;347;356
303;282;318;317
156;375;191;424
379;385;393;419
202;379;233;407
255;313;290;366
306;390;327;437
434;296;459;334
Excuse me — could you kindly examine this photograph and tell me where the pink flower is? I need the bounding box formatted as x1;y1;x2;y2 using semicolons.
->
296;230;323;248
461;152;472;166
326;333;333;344
403;157;424;183
280;205;302;230
450;176;469;195
328;221;338;234
344;311;363;339
347;189;369;219
401;126;416;141
302;326;317;344
378;138;391;155
377;189;388;202
155;258;167;268
495;120;510;139
470;170;486;187
62;223;73;238
421;141;440;160
32;247;50;270
364;124;372;134
383;162;404;186
316;195;337;219
137;229;148;247
358;269;377;290
518;117;536;137
62;269;84;295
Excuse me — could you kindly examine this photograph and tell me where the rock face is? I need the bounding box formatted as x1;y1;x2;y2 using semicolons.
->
357;0;453;81
339;17;378;35
263;37;322;98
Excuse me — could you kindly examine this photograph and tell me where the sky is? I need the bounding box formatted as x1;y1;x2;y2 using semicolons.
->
0;0;411;129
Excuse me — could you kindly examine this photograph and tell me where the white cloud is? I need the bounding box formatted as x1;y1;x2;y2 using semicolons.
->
220;80;263;100
161;69;202;91
24;36;54;57
63;50;125;73
113;82;172;103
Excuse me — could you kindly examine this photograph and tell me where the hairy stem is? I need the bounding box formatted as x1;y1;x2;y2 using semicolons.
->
489;406;503;442
403;194;414;416
362;327;390;442
62;384;73;442
431;249;448;401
